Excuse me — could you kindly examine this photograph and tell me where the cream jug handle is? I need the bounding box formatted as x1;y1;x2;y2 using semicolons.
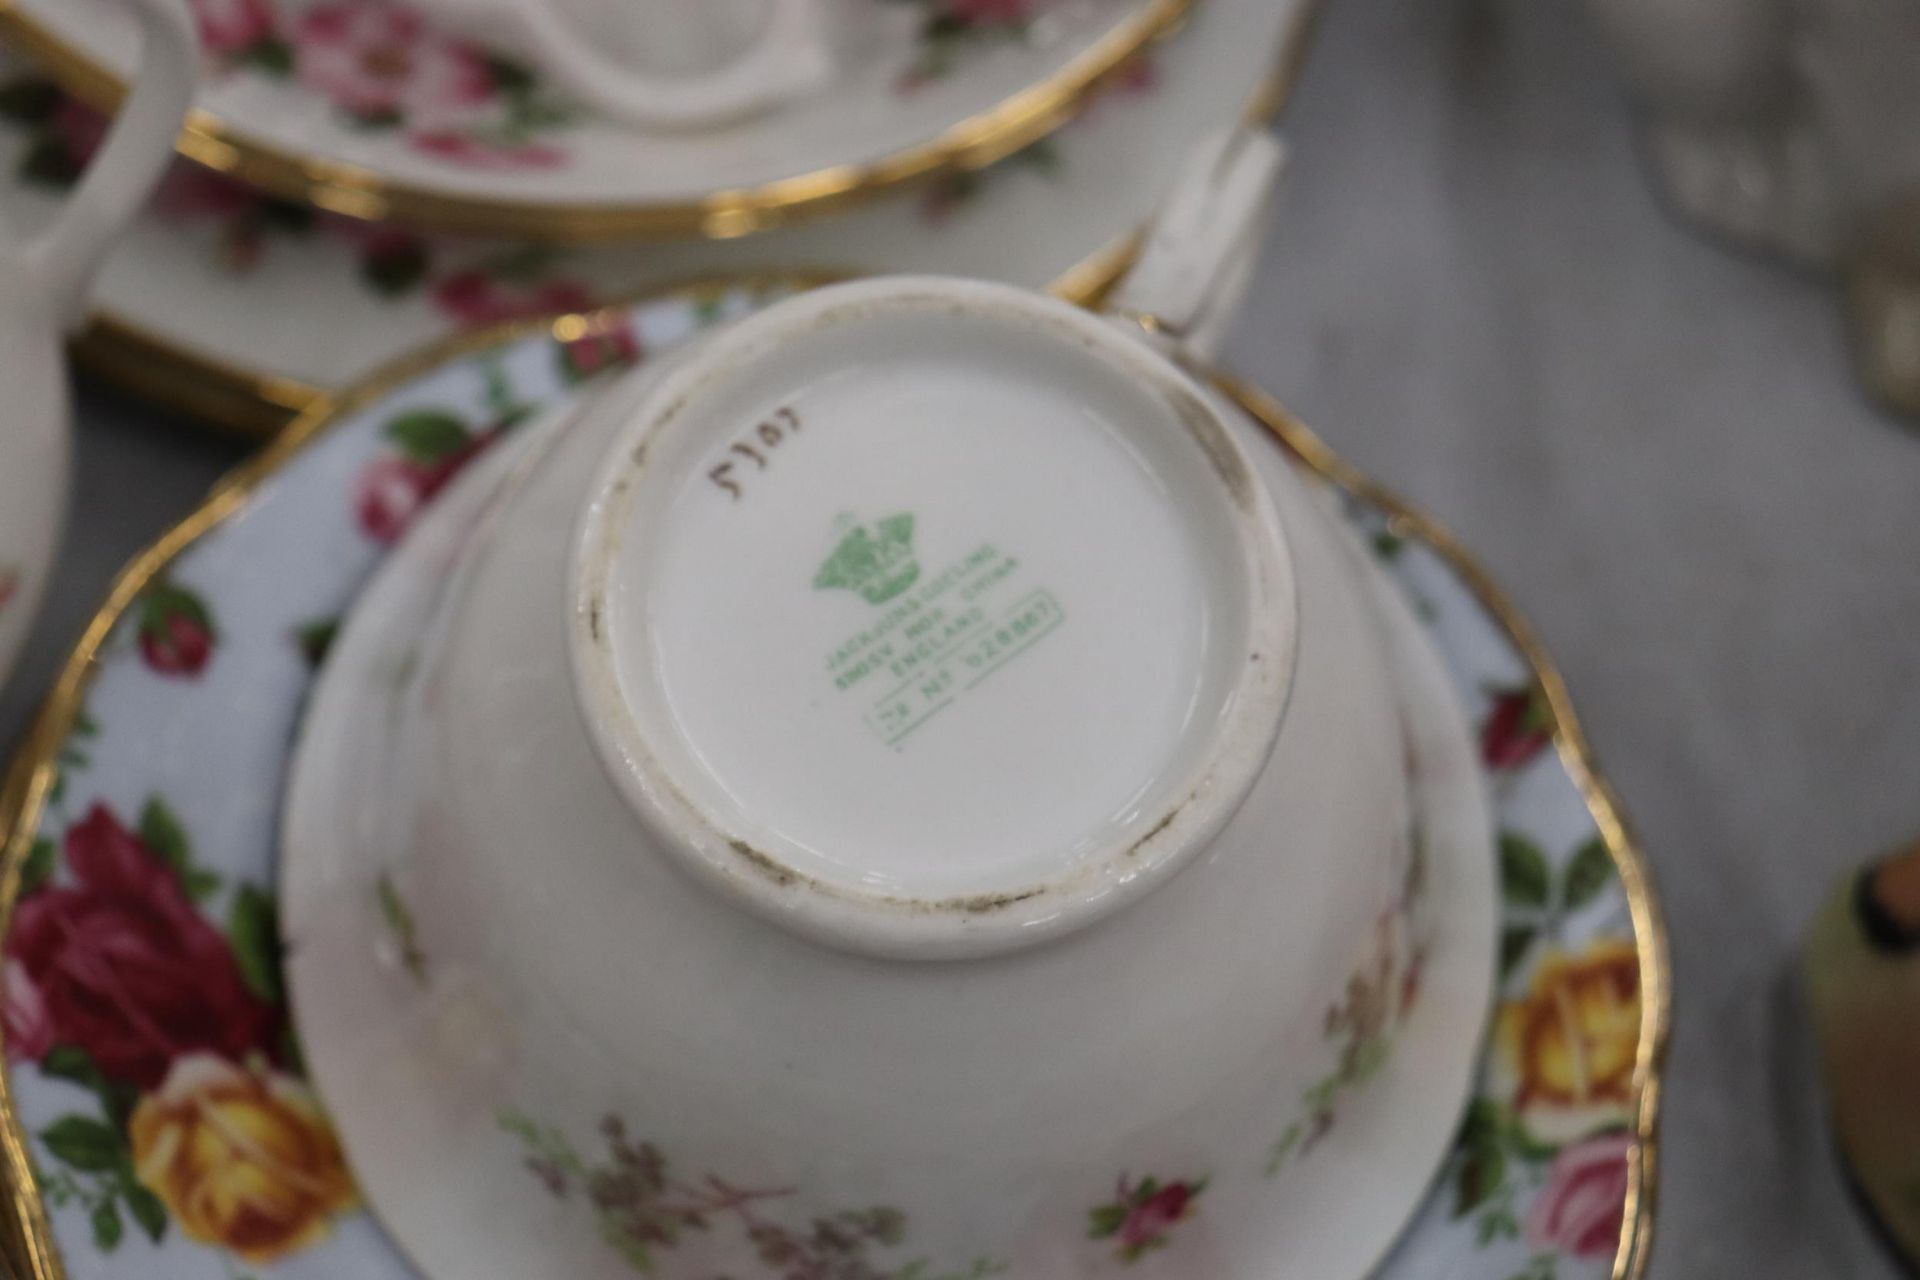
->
22;0;199;332
1106;127;1285;362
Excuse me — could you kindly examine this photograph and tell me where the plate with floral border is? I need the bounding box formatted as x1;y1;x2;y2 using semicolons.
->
0;0;1189;241
0;276;1669;1280
0;0;1316;437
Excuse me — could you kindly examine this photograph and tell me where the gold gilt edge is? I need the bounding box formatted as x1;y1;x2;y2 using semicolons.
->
0;0;1193;243
47;0;1329;441
1217;374;1672;1280
0;274;1667;1280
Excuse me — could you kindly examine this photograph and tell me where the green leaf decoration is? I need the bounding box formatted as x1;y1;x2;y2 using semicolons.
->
90;1197;122;1251
1562;836;1614;912
293;617;341;668
100;1079;139;1134
139;582;213;639
378;873;428;983
19;837;56;895
239;35;295;75
72;708;99;739
40;1115;122;1173
19;136;80;188
1014;138;1062;175
138;796;218;902
0;78;61;124
1371;530;1406;560
258;199;317;235
384;410;473;465
1498;925;1537;980
137;794;189;865
1087;1203;1127;1239
1453;1137;1506;1218
39;1045;103;1091
1450;1100;1508;1217
228;885;284;1004
360;237;431;297
124;1179;168;1243
485;55;536;95
1498;833;1551;908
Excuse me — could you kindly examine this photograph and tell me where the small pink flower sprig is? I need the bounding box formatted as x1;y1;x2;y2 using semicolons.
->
892;0;1042;88
1086;1173;1209;1264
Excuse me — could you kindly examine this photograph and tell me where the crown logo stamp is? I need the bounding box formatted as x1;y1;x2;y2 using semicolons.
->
814;513;920;605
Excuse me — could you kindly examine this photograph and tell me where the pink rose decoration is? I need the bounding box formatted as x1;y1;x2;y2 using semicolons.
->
193;0;278;56
2;961;52;1063
294;0;493;122
5;806;274;1087
356;452;453;543
1089;1174;1208;1262
0;568;17;613
1527;1133;1633;1259
431;269;593;329
1119;1181;1196;1253
409;129;565;170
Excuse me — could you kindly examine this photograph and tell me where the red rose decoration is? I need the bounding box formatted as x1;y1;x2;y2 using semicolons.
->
558;315;643;383
1089;1174;1208;1261
431;269;593;329
6;805;274;1087
137;582;217;677
354;409;492;544
1480;684;1552;771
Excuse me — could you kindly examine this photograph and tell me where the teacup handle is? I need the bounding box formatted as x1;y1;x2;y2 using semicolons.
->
446;0;830;130
1106;128;1286;362
22;0;198;332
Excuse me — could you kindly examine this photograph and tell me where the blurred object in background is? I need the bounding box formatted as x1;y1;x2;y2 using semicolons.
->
1805;839;1920;1272
1584;0;1920;419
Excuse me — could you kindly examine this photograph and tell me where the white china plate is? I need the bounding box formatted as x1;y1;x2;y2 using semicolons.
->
0;0;1310;434
0;279;1666;1280
2;0;1185;234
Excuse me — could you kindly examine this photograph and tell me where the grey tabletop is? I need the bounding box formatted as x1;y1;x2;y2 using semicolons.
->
5;0;1916;1275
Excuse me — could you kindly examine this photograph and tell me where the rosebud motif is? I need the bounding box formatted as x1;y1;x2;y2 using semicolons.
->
136;582;217;677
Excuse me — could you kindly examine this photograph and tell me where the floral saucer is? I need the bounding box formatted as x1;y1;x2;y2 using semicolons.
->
0;0;1314;436
0;277;1669;1280
0;0;1187;240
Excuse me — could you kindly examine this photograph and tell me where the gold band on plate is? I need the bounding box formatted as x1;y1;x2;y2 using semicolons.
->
0;0;1194;243
0;272;1668;1280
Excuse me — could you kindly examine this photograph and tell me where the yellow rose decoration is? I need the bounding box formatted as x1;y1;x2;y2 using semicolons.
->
1493;939;1641;1143
130;1054;360;1264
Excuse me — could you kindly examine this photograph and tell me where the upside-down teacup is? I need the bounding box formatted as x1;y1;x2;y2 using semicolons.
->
281;128;1495;1279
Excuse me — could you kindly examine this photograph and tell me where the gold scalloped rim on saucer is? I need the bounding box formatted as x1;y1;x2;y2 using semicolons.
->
0;0;1194;243
0;270;1668;1280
